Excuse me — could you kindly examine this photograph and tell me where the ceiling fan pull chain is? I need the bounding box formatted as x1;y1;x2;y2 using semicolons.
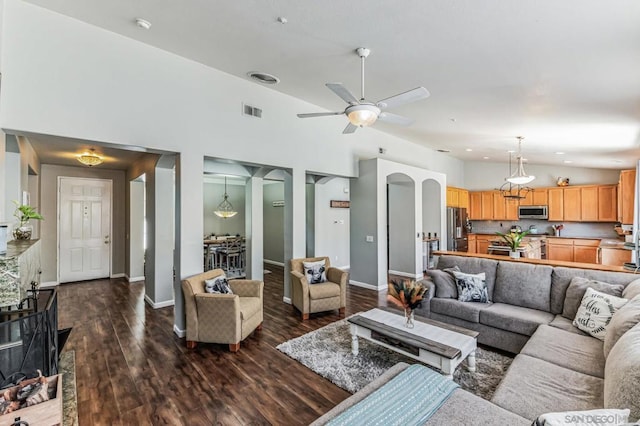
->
361;53;365;101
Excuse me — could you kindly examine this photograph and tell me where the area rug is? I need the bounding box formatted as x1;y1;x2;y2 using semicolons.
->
276;318;513;400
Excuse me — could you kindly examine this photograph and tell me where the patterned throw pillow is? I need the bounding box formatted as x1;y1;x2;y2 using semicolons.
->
451;271;489;303
573;287;628;340
204;274;233;294
303;260;327;284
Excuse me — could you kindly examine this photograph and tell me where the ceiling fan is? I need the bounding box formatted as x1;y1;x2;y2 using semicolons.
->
297;47;430;134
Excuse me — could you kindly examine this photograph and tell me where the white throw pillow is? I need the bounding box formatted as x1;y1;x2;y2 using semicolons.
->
303;260;327;284
573;287;628;340
451;271;489;303
532;408;630;426
204;274;233;294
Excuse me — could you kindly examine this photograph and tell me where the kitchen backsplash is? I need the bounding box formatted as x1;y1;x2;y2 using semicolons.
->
470;219;619;239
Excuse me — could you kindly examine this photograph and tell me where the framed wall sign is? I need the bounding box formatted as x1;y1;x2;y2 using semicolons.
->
330;200;350;208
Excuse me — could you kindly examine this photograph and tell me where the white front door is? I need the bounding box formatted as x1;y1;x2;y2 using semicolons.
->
58;177;112;283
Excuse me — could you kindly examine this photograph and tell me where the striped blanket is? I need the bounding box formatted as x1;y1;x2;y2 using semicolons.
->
326;364;459;426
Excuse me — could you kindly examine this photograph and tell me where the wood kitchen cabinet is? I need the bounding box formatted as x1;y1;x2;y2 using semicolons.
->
580;186;598;222
447;186;470;209
548;188;564;221
467;234;477;254
469;192;482;220
475;234;494;254
521;189;549;206
547;238;600;263
480;192;494;220
563;187;582;221
573;239;600;263
547;238;574;262
597;185;617;222
492;192;506;220
618;170;636;224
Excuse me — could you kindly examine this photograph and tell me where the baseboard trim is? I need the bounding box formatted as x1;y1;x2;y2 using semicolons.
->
282;296;292;305
40;281;59;288
388;270;422;279
349;280;381;291
264;259;285;267
127;275;145;283
144;295;175;309
173;325;186;338
110;273;125;279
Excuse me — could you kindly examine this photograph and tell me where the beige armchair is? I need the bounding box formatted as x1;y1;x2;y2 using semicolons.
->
290;256;348;320
181;269;263;352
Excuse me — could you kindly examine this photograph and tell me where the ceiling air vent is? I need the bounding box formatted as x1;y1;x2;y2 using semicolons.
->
243;103;262;118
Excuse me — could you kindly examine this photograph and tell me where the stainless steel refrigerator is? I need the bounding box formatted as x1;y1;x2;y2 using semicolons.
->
446;207;468;252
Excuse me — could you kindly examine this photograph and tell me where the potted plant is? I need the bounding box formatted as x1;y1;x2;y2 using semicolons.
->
13;201;44;240
387;279;427;328
495;229;530;259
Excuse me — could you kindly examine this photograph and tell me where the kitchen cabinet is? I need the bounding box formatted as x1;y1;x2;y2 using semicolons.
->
447;187;469;209
480;192;494;220
618;170;635;224
505;198;519;220
600;247;632;266
492;192;506;220
469;192;482;220
547;238;600;263
548;188;564;221
521;189;548;206
580;186;598;222
475;234;493;254
597;185;617;222
563;187;582;221
467;234;477;254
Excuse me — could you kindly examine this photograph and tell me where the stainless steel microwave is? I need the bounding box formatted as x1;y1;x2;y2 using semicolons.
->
518;205;548;219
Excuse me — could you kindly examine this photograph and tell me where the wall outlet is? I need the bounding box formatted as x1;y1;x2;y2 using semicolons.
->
366;235;374;242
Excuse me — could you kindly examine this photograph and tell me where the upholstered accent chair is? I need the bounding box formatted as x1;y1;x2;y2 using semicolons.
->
181;269;264;352
290;256;348;320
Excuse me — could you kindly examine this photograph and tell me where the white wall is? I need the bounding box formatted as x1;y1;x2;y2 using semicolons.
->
314;177;350;269
263;182;285;263
464;161;621;190
422;179;442;238
388;181;416;276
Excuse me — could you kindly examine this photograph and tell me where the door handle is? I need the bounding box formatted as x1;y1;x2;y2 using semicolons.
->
104;236;110;245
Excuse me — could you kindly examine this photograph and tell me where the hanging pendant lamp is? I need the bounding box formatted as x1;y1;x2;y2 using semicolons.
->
214;177;238;218
506;136;535;185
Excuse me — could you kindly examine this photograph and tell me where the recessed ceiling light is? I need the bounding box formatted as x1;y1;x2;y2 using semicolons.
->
437;149;450;153
135;18;151;30
555;151;565;155
563;160;573;164
465;148;473;152
507;150;516;153
247;71;280;85
276;16;288;24
450;118;456;122
483;156;490;160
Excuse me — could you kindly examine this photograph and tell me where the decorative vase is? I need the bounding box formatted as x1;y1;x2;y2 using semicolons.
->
404;308;415;329
13;226;32;240
509;250;519;259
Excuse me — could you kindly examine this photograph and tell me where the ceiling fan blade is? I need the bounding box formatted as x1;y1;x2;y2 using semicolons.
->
326;83;359;104
376;87;430;110
377;112;415;126
342;123;358;134
297;112;344;118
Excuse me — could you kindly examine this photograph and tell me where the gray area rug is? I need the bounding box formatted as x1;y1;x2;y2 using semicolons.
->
277;318;513;399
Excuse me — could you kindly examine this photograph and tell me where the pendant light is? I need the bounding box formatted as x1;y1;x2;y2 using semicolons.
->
214;177;238;218
499;151;532;200
506;136;535;185
77;148;103;167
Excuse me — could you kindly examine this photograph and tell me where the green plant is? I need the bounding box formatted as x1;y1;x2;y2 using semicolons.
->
13;201;44;227
495;230;530;251
387;279;427;311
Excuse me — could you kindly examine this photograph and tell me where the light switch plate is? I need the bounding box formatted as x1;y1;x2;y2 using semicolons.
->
366;235;374;242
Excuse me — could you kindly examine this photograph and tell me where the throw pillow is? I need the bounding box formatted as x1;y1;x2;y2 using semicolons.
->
204;274;233;294
622;278;640;300
532;408;630;426
451;271;489;303
603;294;640;358
303;260;327;284
573;287;628;340
426;266;459;298
562;277;625;320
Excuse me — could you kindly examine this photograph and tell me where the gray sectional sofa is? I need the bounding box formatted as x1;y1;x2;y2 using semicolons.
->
313;255;640;424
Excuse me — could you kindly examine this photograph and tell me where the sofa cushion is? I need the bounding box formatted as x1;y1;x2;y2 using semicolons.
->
437;256;499;298
479;303;554;336
603;295;640;358
492;355;604;421
548;315;588;336
425;268;458;298
573;288;628;340
493;262;553;311
239;297;261;320
622;278;640;300
551;267;636;315
521;324;605;378
430;298;491;323
604;323;640;420
451;271;490;303
561;277;625;320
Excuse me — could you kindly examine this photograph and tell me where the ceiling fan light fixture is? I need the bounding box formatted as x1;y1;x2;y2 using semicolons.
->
346;104;380;127
77;149;103;167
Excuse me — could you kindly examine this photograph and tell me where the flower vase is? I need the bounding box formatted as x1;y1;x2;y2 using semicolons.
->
13;226;32;240
509;250;519;259
404;309;415;329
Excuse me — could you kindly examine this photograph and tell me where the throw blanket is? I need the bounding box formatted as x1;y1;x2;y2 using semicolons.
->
326;364;459;426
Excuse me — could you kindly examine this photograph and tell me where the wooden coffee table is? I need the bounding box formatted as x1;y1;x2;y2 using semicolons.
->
347;307;479;379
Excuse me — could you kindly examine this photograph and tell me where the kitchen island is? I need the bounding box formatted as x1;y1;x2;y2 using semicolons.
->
487;236;545;259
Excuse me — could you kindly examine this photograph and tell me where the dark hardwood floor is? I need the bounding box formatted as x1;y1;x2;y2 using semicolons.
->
58;266;388;425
